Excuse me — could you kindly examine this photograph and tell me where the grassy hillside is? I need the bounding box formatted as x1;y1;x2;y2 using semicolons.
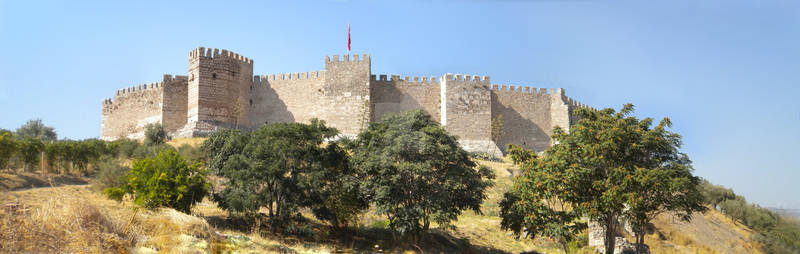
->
0;138;766;253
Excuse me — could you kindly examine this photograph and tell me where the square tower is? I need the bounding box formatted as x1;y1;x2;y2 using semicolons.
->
320;54;371;136
179;47;254;136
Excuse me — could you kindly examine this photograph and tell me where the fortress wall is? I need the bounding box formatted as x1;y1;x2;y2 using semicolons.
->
101;82;164;140
564;95;593;126
370;74;441;122
161;75;189;133
320;54;371;136
250;71;325;128
441;73;493;139
490;85;555;152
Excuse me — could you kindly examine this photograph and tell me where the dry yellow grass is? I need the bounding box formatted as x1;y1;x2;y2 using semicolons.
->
0;185;225;253
644;209;761;254
167;137;206;148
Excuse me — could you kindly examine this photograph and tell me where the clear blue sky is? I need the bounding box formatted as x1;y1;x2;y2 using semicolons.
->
1;0;798;209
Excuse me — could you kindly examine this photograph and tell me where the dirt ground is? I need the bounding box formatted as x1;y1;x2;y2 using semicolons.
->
0;171;87;192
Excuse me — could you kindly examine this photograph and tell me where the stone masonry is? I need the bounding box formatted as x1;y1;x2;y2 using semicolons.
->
101;47;592;156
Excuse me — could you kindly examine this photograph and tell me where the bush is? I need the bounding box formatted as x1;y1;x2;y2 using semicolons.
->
144;123;167;146
132;143;173;159
110;138;140;159
90;156;130;192
104;149;208;213
177;144;205;164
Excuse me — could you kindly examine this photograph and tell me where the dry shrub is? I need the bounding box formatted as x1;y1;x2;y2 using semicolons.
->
137;208;217;252
0;191;134;253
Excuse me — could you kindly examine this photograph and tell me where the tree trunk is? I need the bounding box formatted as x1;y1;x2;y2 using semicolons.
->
636;223;648;254
604;215;616;254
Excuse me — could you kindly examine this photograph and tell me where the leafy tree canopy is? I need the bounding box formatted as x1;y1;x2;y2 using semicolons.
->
349;109;495;242
500;104;706;254
16;119;57;142
0;130;18;169
205;119;367;230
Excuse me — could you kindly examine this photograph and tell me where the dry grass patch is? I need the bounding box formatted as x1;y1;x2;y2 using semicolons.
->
167;137;206;148
644;208;760;254
0;186;134;253
0;185;225;253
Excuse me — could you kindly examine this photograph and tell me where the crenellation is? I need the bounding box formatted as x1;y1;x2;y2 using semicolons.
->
104;46;590;156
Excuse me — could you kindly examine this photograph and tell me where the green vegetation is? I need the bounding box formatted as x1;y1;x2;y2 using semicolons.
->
349;110;495;243
203;119;366;232
104;149;208;213
0;129;18;169
90;156;130;192
18;137;44;171
700;180;800;253
144;123;167;146
15;119;57;142
500;104;707;254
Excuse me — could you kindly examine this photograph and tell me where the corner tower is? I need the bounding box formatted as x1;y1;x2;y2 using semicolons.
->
179;47;254;136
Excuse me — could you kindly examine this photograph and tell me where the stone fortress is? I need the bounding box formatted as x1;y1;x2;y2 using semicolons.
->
101;47;592;156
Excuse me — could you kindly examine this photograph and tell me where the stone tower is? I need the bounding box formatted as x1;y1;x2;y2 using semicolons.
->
179;47;254;136
321;54;371;136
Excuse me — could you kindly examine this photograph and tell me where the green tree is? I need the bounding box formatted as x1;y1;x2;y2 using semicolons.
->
699;180;736;209
144;123;167;146
499;144;585;253
0;130;18;169
109;138;140;158
306;137;368;230
19;137;44;172
720;196;748;224
15;119;57;142
44;141;63;173
349;110;495;243
206;120;366;230
105;148;208;213
500;104;706;254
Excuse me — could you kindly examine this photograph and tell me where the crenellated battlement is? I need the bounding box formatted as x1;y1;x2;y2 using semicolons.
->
163;74;188;82
565;96;593;110
325;54;370;63
370;74;439;85
189;47;253;65
490;84;564;96
252;70;325;84
443;73;491;85
113;81;164;98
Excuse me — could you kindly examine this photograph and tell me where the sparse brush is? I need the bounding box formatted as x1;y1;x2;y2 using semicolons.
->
0;190;134;253
90;156;129;192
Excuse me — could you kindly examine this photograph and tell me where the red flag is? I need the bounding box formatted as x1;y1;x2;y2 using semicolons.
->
347;24;351;51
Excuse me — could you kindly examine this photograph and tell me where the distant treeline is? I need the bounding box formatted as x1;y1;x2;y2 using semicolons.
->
700;180;800;253
0;119;192;175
